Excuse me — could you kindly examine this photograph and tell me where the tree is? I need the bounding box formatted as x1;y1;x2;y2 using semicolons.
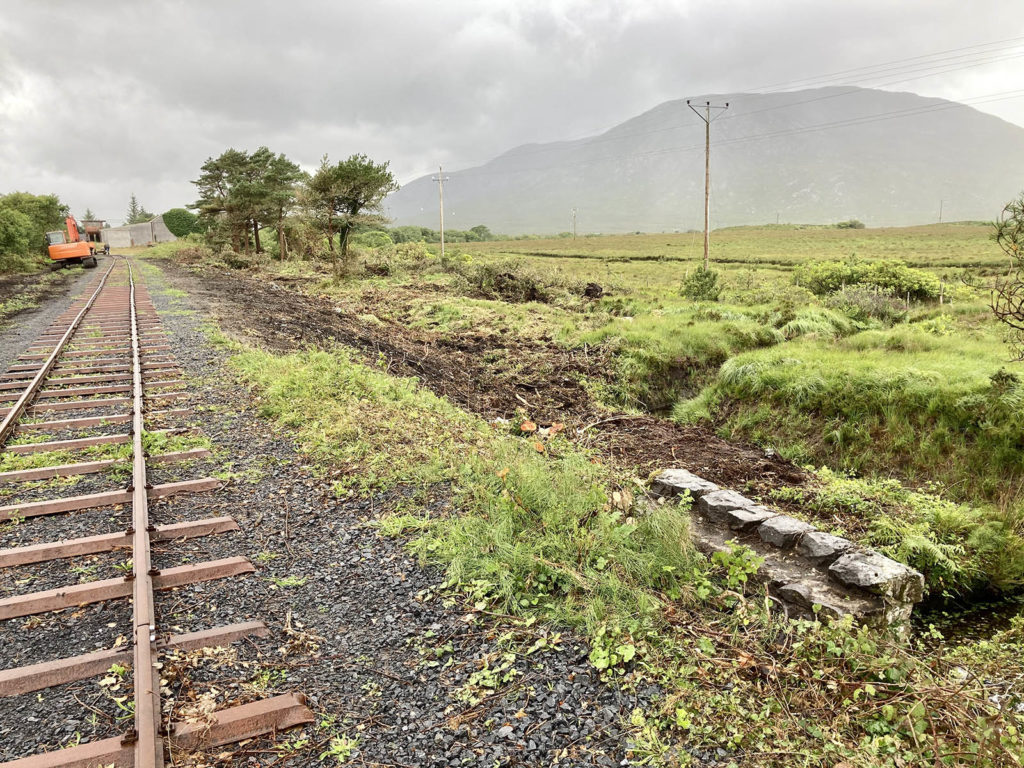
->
192;147;303;257
0;207;34;257
126;194;153;224
307;154;399;274
992;194;1024;360
193;149;251;251
83;208;96;221
162;208;198;238
0;192;68;254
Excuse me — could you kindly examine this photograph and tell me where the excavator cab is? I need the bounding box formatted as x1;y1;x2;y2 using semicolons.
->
47;216;99;268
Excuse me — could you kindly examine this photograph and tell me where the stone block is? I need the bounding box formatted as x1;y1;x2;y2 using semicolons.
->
651;469;719;500
797;531;854;565
757;515;814;548
829;551;925;604
721;505;776;532
697;489;754;523
775;582;849;620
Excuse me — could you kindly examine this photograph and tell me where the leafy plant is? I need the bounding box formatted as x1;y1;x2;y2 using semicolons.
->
681;267;721;301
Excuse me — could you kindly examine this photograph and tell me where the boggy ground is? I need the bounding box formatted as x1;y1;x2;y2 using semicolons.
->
152;259;804;496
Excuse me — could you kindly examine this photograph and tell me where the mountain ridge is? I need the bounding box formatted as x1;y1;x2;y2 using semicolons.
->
384;87;1024;233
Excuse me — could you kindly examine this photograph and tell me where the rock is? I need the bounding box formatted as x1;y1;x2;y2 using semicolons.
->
721;505;776;532
757;515;814;548
697;489;752;521
797;531;854;565
770;581;876;622
651;469;719;500
829;551;925;603
496;725;514;739
583;282;604;298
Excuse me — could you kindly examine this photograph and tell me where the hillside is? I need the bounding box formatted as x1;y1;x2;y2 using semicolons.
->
385;87;1024;233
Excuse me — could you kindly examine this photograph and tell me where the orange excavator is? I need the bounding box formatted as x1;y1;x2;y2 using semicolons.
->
45;216;108;268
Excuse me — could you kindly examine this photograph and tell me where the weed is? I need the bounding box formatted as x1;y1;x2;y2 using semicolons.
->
319;735;360;763
269;574;308;589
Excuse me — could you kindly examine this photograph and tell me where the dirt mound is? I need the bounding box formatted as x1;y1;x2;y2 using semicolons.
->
157;260;806;494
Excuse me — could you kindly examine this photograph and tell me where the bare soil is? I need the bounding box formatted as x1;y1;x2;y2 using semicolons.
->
154;260;805;495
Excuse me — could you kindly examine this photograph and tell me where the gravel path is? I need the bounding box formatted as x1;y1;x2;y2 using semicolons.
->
0;259;667;766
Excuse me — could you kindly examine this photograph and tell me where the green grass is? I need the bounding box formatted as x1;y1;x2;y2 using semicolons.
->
676;324;1022;504
161;225;1024;593
223;331;1023;767
772;468;1024;595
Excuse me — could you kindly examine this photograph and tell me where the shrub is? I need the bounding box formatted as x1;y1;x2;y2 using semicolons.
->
162;208;198;238
351;230;393;248
825;285;908;324
836;219;866;229
681;267;721;301
795;259;940;300
0;207;35;263
448;258;583;305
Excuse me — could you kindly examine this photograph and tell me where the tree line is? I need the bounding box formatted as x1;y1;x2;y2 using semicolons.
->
191;146;404;273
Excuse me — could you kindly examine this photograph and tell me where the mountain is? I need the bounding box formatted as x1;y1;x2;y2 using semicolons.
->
384;87;1024;233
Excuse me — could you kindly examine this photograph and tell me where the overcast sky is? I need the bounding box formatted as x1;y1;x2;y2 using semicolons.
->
2;0;1022;225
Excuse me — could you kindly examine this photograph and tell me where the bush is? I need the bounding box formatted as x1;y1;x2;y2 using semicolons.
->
448;258;583;304
836;219;866;229
795;259;940;301
162;208;198;238
825;285;908;324
0;207;34;259
362;241;435;276
351;230;393;248
681;267;721;301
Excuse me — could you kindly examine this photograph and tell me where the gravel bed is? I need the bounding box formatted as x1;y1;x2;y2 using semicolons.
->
0;472;122;505
0;551;129;598
0;265;99;374
0;505;130;549
142;264;661;766
0;263;671;766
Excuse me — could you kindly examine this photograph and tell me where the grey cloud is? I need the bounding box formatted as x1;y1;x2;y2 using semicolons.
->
1;0;1021;223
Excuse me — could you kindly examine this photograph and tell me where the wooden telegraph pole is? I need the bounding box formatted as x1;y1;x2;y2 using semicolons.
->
687;100;729;270
432;166;450;260
571;207;578;239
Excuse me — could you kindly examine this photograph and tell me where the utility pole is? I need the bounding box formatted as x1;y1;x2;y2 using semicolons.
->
571;207;577;239
938;199;943;223
432;166;450;260
687;99;729;270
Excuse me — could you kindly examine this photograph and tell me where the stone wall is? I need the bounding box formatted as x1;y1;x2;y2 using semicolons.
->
651;468;925;631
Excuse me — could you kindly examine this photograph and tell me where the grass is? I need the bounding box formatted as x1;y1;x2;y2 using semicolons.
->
162;222;1024;595
772;468;1024;596
219;327;1023;766
676;324;1022;504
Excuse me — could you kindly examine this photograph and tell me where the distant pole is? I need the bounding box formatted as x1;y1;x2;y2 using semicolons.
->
776;212;780;226
687;99;729;270
571;207;578;239
432;166;450;259
938;199;943;223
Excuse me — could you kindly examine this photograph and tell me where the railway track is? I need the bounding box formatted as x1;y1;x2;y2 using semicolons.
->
0;258;312;766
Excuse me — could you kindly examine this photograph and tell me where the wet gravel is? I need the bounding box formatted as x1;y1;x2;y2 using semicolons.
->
0;261;671;766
